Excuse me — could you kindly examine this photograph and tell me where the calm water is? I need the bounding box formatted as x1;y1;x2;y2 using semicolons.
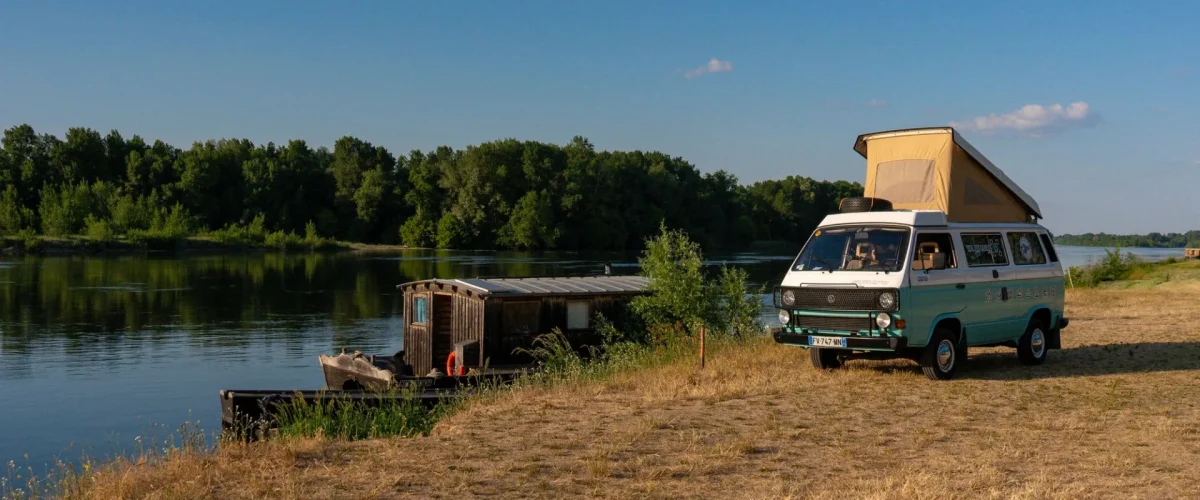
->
0;249;793;469
0;244;1182;469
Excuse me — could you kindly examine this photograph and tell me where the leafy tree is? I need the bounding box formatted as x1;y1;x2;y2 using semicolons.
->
1;124;863;250
435;211;470;249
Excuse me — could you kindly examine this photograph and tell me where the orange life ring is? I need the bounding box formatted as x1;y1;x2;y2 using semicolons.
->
446;351;465;376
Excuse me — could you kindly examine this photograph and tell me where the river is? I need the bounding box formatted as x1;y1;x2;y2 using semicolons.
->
0;244;1183;469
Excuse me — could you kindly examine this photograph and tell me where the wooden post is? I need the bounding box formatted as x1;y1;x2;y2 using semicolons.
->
1067;268;1075;289
699;324;706;369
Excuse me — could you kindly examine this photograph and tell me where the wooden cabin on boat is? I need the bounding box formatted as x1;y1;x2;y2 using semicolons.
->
396;275;651;377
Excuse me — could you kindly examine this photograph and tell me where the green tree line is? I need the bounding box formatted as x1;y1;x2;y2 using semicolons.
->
1054;231;1200;249
0;124;861;250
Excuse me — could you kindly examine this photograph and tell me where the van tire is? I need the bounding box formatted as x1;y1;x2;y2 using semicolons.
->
838;197;893;213
1017;319;1049;366
809;348;843;370
920;329;960;380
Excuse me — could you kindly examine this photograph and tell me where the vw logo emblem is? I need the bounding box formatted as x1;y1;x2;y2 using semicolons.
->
826;294;836;304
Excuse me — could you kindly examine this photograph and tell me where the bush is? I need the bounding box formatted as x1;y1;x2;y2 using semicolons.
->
84;215;113;243
0;185;33;236
629;222;763;342
273;387;450;440
400;216;435;248
629;222;710;342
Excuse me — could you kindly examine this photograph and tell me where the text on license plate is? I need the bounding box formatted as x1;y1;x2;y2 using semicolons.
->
809;336;846;348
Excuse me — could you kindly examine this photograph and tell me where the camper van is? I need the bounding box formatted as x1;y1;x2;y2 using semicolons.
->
771;127;1068;380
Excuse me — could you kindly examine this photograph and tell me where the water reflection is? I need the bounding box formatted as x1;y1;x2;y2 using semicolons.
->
0;248;796;468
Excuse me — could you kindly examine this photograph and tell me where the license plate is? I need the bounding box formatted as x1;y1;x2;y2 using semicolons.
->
809;336;846;348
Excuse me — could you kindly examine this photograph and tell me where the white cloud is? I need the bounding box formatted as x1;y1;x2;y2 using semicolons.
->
950;101;1097;137
685;58;733;79
865;99;888;108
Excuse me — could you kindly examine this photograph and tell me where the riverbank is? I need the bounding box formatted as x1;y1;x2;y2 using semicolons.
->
0;235;417;256
28;274;1200;499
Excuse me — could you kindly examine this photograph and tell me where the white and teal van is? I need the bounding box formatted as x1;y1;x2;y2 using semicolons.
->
769;125;1075;380
771;209;1069;380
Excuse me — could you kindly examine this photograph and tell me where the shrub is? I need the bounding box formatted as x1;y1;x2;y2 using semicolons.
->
629;222;710;342
400;216;435;248
0;185;33;236
84;215;113;243
264;230;303;249
272;387;450;440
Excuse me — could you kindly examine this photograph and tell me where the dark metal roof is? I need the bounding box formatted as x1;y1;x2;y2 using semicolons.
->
397;275;650;297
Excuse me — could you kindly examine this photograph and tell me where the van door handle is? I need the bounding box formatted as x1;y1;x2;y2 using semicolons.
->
955;283;966;289
992;269;1000;279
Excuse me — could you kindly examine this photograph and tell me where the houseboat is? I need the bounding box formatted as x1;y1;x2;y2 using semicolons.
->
320;273;651;390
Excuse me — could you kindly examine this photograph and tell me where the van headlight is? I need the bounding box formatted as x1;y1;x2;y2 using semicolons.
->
878;291;896;310
782;290;795;306
875;312;892;329
778;310;791;325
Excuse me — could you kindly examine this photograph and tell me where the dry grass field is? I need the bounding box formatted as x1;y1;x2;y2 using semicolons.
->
65;282;1200;499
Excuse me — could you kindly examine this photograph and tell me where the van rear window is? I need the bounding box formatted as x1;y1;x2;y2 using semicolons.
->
1007;232;1047;265
1039;234;1060;262
961;233;1009;267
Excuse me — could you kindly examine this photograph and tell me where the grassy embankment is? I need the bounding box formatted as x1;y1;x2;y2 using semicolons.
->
0;222;410;255
12;258;1200;499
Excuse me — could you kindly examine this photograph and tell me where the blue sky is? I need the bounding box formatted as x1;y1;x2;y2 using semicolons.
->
1;0;1197;234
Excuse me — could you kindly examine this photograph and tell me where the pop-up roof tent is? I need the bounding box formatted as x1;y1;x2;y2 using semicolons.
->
853;127;1041;223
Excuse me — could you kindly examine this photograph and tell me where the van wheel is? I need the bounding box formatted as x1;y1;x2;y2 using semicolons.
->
809;348;843;370
920;329;959;380
1017;319;1048;366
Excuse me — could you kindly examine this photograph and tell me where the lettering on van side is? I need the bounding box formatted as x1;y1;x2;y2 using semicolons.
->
984;285;1057;303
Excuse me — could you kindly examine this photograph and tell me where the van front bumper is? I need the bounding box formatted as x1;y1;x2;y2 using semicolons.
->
770;327;907;351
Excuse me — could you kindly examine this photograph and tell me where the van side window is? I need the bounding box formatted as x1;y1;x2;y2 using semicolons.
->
961;233;1009;267
1039;233;1060;263
1007;232;1047;265
912;233;956;270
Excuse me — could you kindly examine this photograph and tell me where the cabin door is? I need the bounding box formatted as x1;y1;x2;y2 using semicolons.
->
431;293;454;372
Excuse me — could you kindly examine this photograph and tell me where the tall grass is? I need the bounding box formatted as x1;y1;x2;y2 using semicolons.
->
271;387;453;440
1068;249;1144;287
2;420;213;500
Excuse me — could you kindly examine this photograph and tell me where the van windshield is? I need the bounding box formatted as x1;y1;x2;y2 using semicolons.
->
792;226;911;273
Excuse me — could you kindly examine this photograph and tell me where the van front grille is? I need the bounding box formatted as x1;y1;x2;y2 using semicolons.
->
780;287;895;311
793;315;872;332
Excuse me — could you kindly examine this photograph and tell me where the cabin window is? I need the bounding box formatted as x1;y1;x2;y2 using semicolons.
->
1039;233;1060;263
567;301;591;330
961;233;1009;267
503;301;541;335
1007;232;1047;266
872;159;936;204
413;295;428;324
912;233;957;270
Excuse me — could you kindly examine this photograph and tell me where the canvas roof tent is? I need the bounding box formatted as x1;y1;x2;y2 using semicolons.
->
852;127;1041;223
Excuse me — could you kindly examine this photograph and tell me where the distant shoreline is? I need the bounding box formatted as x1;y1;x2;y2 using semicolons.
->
0;235;417;256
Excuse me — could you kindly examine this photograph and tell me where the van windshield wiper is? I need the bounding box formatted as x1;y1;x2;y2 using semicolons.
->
810;256;834;272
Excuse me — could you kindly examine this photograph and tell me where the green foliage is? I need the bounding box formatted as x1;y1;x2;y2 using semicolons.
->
711;265;763;337
1069;249;1142;287
83;215;113;243
0;184;33;235
273;387;450;440
436;211;470;249
1055;231;1200;248
399;216;435;248
630;222;710;340
3;124;861;250
630;223;764;342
